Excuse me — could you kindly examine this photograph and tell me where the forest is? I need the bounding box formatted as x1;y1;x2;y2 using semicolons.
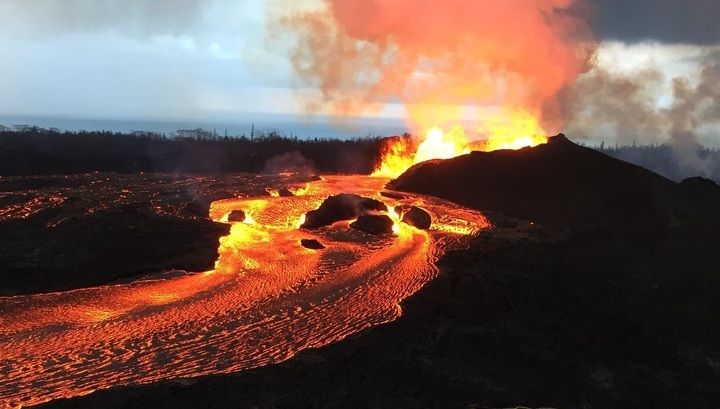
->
0;125;384;175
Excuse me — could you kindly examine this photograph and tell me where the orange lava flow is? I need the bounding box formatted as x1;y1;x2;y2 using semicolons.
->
373;109;548;178
0;175;488;408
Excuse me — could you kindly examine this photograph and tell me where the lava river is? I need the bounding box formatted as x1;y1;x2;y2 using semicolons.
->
0;175;488;408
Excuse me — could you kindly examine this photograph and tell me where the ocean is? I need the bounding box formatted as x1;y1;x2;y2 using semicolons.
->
0;113;410;140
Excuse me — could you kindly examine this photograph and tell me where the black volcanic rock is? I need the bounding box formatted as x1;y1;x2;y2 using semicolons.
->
227;210;246;223
380;191;406;200
300;239;326;250
389;135;685;227
278;188;295;197
0;212;229;295
301;194;388;229
401;206;432;230
349;215;395;235
680;177;720;199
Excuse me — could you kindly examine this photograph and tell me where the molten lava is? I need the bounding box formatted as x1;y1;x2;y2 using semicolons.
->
0;174;489;408
373;109;548;178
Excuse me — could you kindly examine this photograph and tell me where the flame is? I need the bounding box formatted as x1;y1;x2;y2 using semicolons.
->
373;109;547;178
477;109;548;152
415;127;470;163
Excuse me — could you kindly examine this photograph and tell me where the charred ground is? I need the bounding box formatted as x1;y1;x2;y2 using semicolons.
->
0;173;316;294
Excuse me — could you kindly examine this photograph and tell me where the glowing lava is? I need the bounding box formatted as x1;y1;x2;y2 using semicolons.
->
373;109;548;179
0;175;488;408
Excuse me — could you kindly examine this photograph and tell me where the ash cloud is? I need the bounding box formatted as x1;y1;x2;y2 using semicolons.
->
0;0;206;39
271;0;596;130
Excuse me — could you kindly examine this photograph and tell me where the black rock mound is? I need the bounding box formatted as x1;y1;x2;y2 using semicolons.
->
380;191;406;200
350;215;395;235
401;206;432;230
300;239;326;250
278;188;295;197
389;134;697;227
301;194;388;229
227;210;246;223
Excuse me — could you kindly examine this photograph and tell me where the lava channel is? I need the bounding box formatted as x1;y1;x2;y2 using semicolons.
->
0;175;488;408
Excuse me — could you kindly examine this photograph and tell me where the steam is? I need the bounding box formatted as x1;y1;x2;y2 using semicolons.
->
264;151;316;175
563;46;720;176
0;0;206;38
271;0;595;132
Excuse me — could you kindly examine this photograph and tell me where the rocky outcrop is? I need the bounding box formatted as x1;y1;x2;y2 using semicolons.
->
227;210;246;223
399;206;432;230
349;215;395;235
301;194;388;229
278;188;295;197
390;135;683;227
300;239;326;250
380;191;406;200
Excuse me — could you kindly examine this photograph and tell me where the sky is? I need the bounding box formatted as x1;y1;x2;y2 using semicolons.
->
0;0;718;144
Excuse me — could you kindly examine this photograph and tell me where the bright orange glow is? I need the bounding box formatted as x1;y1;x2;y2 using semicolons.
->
415;126;470;163
476;109;548;152
373;109;547;178
295;213;306;229
289;184;310;196
0;175;491;408
382;204;403;235
243;214;256;225
387;207;401;220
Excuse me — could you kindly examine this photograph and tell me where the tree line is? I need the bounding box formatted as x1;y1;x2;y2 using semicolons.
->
1;125;717;182
589;142;720;182
0;126;385;175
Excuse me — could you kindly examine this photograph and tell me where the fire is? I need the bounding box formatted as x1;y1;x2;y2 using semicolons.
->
415;127;470;163
373;109;548;178
476;109;548;152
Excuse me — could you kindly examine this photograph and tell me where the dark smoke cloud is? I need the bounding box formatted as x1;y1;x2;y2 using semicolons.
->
0;0;206;38
593;0;720;45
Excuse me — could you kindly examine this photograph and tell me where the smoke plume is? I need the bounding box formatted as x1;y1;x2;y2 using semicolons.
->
271;0;596;132
563;46;720;176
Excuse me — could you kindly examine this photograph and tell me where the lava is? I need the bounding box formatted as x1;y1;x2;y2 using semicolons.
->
0;175;488;408
373;109;549;178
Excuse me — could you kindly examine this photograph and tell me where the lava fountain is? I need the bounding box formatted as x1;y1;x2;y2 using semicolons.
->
373;108;549;178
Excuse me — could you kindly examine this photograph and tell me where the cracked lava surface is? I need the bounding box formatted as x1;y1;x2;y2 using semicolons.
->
0;175;489;408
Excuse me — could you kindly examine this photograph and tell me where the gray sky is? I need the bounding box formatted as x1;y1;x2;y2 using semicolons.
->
0;0;718;138
0;0;297;120
593;0;720;45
